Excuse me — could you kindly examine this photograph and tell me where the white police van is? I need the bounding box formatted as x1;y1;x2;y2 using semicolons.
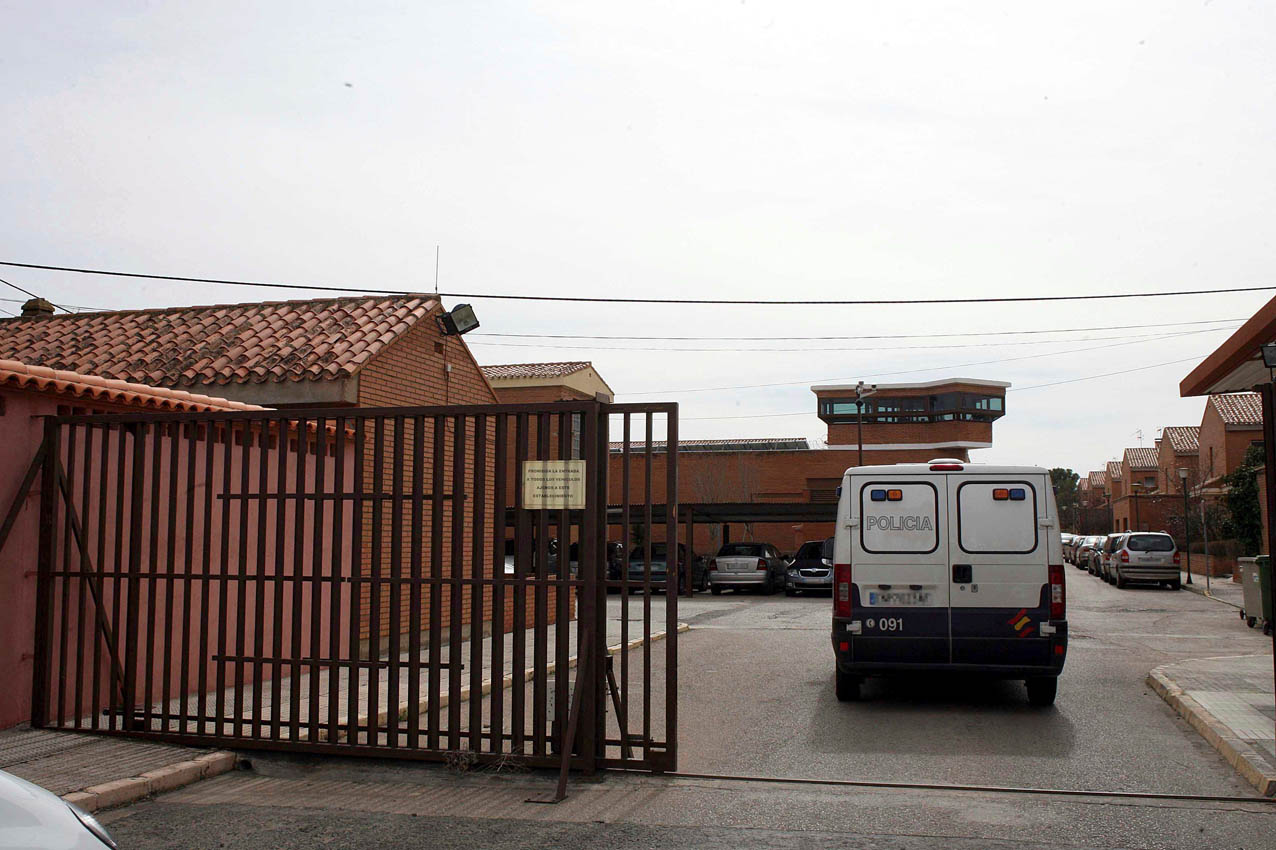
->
831;459;1067;705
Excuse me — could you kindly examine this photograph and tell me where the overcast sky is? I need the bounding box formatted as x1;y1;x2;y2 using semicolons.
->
3;1;1274;476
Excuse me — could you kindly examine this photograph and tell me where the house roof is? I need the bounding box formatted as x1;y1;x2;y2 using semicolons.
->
482;362;591;381
1209;392;1263;426
1088;470;1106;487
0;358;264;412
1161;425;1200;454
0;295;439;388
1107;461;1122;480
1181;293;1276;396
1124;447;1159;470
608;437;812;454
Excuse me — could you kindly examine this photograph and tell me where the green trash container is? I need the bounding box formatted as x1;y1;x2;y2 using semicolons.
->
1258;556;1273;625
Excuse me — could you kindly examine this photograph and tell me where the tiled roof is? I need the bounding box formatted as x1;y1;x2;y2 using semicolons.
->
608;437;812;454
0;295;438;388
482;362;591;381
1210;392;1263;426
0;359;264;412
1107;461;1122;481
1088;471;1106;487
1161;425;1200;454
1124;447;1159;470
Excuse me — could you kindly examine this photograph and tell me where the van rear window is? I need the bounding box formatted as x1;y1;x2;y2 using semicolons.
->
859;482;939;554
956;481;1038;554
1127;534;1174;552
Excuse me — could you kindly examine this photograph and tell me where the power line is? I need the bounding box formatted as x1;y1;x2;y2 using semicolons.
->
2;259;1274;306
681;354;1208;420
622;327;1223;396
467;324;1238;354
0;277;70;314
471;317;1247;342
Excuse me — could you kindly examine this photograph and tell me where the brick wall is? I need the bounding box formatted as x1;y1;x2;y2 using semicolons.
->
1198;402;1263;485
1156;439;1197;495
490;385;594;404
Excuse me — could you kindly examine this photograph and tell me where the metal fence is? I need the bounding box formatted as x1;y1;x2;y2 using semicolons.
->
30;401;678;779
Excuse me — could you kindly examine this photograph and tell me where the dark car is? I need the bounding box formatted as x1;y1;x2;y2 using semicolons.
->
785;538;834;596
627;542;708;592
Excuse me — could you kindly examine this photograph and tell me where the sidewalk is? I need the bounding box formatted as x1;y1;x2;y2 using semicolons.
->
1147;654;1276;796
1180;570;1245;609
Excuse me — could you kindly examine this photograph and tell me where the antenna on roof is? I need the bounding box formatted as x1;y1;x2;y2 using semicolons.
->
434;246;440;293
1134;428;1144;446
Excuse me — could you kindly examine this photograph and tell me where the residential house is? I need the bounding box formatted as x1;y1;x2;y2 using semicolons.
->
1156;426;1200;495
1197;393;1263;493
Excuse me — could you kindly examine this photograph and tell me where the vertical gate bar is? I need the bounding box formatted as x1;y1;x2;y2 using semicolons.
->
469;414;487;752
308;417;328;744
142;422;164;733
92;425;109;731
664;408;679;768
249;419;269;739
163;423;181;733
578;403;601;771
270;421;289;740
428;415;445;750
512;413;529;753
533;412;550;758
554;413;570;757
76;425;93;729
180;424;197;734
122;423;147;732
368;417;385;747
346;418;365;744
232;421;253;738
198;423;216;736
489;414;508;753
109;427;127;731
216;421;233;736
407;415;425;749
327;417;346;744
386;416;403;749
448;414;466;753
595;404;610;765
620;413;631;760
288;420;309;741
57;423;76;728
642;412;653;762
31;418;60;729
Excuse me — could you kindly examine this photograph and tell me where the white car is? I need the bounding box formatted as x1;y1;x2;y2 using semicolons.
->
0;769;117;849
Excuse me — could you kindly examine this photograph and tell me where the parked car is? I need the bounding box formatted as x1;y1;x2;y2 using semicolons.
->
1064;534;1084;565
0;768;118;849
1093;533;1126;580
627;542;708;591
1075;535;1103;572
708;542;788;594
1060;533;1077;562
1108;532;1181;589
785;538;834;595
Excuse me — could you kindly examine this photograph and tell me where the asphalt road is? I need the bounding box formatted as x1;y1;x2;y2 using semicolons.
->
97;569;1276;849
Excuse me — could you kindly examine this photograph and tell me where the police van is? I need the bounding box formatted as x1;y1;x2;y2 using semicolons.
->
831;459;1067;705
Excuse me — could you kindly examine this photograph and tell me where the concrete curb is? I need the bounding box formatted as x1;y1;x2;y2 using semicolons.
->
61;750;237;813
1146;665;1276;797
1180;576;1244;610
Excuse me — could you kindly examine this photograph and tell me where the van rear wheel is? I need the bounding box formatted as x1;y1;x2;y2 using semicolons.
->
835;669;861;702
1025;677;1057;707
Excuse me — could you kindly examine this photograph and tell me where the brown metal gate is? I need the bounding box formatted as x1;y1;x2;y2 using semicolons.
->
29;401;678;776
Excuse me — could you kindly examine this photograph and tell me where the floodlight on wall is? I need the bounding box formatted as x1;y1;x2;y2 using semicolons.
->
438;303;480;336
1262;342;1276;368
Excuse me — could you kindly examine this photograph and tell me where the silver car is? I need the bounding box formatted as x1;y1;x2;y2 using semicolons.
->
1075;535;1104;572
709;542;788;594
784;538;834;596
1109;532;1180;589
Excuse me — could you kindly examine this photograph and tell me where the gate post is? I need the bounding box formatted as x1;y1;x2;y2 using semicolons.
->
30;418;60;728
578;401;608;771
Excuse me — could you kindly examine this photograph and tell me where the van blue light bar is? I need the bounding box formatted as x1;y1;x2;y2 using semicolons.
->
1009;488;1026;500
870;489;887;501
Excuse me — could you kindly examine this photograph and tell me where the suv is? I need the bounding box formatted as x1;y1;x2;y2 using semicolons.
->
1109;532;1181;589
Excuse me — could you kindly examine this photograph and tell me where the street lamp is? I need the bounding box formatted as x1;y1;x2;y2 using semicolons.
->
1178;467;1193;586
853;381;877;467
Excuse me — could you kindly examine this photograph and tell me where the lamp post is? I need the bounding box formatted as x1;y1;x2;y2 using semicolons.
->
1178;467;1193;586
853;381;878;467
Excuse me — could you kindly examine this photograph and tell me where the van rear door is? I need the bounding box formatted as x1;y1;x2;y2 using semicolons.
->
946;474;1051;666
850;475;950;665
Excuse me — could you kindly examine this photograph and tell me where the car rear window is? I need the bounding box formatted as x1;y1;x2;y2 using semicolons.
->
718;543;764;557
1126;534;1174;552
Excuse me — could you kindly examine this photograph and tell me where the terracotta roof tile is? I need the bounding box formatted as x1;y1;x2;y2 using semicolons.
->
0;358;265;412
483;362;591;381
0;295;438;388
1088;471;1106;487
1210;392;1263;426
1161;425;1200;454
1124;447;1159;470
1107;461;1122;481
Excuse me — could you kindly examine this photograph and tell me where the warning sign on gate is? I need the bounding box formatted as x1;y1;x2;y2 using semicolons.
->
521;460;587;510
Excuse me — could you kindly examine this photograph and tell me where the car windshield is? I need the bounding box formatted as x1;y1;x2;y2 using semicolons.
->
718;543;764;556
794;542;823;559
1126;534;1175;552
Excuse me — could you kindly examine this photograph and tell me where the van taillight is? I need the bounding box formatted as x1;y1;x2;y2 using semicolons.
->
834;563;852;617
930;463;963;471
1049;563;1065;619
757;559;767;571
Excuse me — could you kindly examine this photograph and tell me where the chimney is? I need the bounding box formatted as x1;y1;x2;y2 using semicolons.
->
20;298;55;318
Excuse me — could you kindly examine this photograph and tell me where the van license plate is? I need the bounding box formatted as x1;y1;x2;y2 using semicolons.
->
869;591;931;606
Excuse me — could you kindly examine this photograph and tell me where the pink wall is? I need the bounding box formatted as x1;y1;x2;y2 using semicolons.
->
0;389;355;731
